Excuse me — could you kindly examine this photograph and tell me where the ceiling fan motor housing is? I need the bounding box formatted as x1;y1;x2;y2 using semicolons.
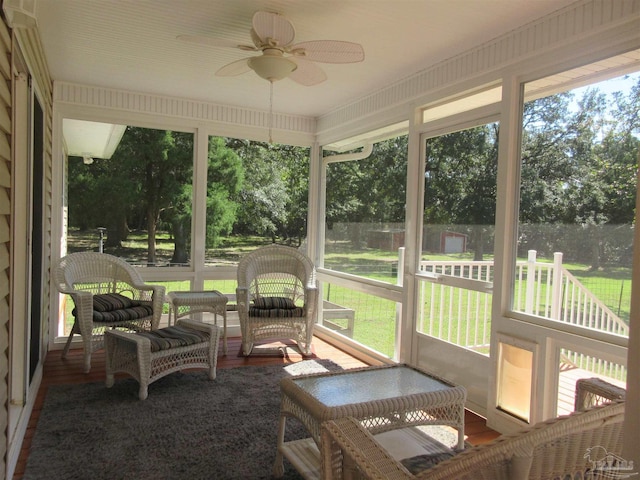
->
248;48;297;82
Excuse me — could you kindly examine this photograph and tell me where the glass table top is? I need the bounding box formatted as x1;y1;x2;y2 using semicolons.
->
291;366;454;407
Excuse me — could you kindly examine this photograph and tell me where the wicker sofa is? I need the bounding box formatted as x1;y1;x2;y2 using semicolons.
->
320;378;626;480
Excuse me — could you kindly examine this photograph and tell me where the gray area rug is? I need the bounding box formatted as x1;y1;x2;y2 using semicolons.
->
24;360;343;480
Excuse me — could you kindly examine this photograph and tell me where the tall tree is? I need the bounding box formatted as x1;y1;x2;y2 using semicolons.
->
109;127;193;265
205;136;244;248
270;144;310;246
232;141;289;241
229;140;310;245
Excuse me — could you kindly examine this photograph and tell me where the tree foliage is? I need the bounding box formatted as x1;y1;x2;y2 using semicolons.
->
230;141;309;246
424;125;499;259
326;136;408;226
521;77;639;267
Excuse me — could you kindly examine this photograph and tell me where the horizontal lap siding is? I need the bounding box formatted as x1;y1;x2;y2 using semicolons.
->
0;14;11;480
0;17;54;480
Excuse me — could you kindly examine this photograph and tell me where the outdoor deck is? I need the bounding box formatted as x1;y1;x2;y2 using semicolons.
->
557;363;626;416
13;335;500;479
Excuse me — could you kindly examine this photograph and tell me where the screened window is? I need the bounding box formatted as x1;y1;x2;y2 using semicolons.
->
65;122;194;267
203;138;310;266
514;70;639;340
324;135;408;283
417;122;498;353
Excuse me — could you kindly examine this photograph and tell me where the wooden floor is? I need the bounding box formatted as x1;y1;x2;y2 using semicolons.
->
13;336;500;479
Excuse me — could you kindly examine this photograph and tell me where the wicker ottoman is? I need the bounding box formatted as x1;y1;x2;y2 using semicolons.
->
104;319;221;400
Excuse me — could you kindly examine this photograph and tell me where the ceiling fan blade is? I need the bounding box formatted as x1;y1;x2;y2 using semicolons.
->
177;34;256;50
288;58;327;86
216;58;251;77
252;11;295;47
250;28;263;49
290;40;364;64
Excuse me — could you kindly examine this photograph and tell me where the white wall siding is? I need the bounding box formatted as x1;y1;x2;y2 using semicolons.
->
0;13;11;480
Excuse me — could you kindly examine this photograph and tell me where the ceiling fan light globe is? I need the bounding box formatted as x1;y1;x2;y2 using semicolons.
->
248;55;297;82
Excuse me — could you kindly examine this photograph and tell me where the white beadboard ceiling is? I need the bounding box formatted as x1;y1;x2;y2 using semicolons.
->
35;0;578;119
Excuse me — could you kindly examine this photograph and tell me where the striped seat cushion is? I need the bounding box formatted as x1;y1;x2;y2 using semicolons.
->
135;325;210;352
71;293;153;323
252;296;297;309
249;296;303;317
92;304;154;323
248;306;305;318
92;293;138;312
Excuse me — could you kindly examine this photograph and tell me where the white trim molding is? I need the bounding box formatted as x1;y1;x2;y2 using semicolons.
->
53;81;317;145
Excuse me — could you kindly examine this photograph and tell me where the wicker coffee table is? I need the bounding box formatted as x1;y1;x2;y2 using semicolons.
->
273;364;467;479
167;290;228;354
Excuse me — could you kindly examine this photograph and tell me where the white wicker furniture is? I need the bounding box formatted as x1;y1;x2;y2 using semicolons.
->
52;252;165;373
104;319;220;400
575;377;626;412
273;364;467;480
320;400;626;480
236;244;318;356
167;290;228;354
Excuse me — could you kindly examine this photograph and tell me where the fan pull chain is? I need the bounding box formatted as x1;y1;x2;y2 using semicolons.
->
268;81;274;144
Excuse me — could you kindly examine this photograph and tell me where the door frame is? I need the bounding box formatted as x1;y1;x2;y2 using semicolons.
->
411;105;500;416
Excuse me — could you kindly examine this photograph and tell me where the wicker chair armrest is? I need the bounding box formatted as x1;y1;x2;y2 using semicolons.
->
149;285;166;329
303;284;319;314
575;377;626;411
65;290;94;335
127;283;164;301
321;417;412;480
236;287;250;308
126;279;156;290
55;283;80;295
67;289;93;303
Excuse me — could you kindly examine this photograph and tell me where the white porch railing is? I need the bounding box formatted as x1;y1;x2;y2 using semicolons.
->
417;260;493;352
513;251;628;337
417;250;629;374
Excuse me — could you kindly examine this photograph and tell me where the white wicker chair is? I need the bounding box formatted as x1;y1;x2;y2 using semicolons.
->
575;377;626;412
236;245;318;356
52;252;165;373
320;400;626;480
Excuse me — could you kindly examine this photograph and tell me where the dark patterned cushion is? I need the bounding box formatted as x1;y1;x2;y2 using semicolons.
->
135;325;210;352
400;452;456;474
252;296;297;309
92;304;154;323
93;293;138;312
248;307;305;317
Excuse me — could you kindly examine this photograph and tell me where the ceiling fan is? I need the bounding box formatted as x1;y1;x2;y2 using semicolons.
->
178;11;365;86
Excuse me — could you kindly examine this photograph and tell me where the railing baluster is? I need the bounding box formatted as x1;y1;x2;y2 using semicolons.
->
416;256;626;366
